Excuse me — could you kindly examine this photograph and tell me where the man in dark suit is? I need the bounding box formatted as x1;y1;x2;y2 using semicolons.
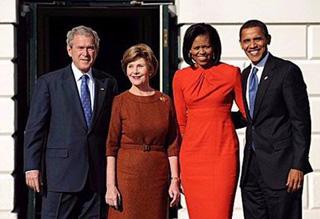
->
24;25;118;218
239;20;312;219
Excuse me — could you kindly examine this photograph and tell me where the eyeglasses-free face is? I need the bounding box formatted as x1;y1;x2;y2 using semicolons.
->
67;34;97;73
240;26;269;65
189;34;214;68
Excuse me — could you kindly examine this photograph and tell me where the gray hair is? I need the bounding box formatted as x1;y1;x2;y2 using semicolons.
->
66;25;100;50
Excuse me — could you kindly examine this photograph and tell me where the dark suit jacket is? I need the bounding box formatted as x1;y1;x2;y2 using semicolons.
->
24;65;118;193
240;54;312;190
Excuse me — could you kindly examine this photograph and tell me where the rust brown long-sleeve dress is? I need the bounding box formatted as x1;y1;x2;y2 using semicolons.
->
106;90;179;219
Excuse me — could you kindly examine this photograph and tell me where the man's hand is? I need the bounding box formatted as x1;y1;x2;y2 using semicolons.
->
25;170;41;193
286;169;304;192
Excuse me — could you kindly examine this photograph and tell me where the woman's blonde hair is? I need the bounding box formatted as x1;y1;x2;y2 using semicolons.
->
121;43;158;78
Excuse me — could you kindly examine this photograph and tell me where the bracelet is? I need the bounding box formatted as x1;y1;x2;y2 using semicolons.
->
171;177;180;183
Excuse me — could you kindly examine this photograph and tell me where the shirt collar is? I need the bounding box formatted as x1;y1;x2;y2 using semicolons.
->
71;62;93;81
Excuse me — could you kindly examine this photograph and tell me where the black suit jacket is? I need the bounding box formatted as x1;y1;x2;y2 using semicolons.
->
240;54;312;189
24;65;118;193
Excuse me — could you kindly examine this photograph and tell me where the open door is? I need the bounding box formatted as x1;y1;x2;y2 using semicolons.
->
159;4;178;95
16;1;177;218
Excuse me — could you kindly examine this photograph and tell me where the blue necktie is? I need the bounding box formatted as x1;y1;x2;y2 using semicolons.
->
80;75;92;127
249;67;258;118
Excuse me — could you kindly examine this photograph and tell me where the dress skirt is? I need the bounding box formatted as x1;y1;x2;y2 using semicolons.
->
108;148;169;219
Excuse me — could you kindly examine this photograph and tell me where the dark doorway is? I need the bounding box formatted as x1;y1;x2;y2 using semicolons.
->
16;1;178;219
35;5;160;91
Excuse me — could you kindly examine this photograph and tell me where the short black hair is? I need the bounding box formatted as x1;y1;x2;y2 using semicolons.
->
239;19;271;42
183;23;221;66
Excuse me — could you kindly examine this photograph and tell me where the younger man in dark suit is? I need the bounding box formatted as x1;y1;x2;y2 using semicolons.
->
24;25;118;218
239;19;312;219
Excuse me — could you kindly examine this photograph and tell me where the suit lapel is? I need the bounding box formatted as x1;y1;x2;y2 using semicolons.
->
253;54;276;118
89;69;107;131
61;65;88;131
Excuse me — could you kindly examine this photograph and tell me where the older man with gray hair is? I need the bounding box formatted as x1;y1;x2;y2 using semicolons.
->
24;25;118;218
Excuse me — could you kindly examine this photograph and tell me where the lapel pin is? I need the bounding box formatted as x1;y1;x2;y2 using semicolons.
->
159;96;167;102
264;76;268;80
100;88;105;91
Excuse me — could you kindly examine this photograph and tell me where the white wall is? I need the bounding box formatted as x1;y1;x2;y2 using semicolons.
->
176;0;320;218
176;0;320;23
0;0;17;218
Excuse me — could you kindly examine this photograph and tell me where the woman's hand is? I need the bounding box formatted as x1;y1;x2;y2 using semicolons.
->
180;182;184;194
105;185;121;210
168;177;181;207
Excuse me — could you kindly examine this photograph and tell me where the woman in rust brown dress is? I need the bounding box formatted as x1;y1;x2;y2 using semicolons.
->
105;43;180;219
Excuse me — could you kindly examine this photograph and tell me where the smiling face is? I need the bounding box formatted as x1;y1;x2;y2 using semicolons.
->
240;26;270;65
189;34;214;68
126;57;150;88
67;34;97;73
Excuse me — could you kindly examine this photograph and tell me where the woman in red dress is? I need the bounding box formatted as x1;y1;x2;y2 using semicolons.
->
173;23;246;218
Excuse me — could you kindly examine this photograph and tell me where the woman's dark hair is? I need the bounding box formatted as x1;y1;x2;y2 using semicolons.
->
239;19;271;43
183;23;221;66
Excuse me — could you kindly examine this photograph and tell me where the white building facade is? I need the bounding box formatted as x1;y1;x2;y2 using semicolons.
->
0;0;16;218
0;0;319;218
176;0;320;218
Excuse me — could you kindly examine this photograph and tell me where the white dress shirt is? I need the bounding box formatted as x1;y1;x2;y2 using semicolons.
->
71;62;95;111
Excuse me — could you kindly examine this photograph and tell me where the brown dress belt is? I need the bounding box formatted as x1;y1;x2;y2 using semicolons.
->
120;143;166;152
